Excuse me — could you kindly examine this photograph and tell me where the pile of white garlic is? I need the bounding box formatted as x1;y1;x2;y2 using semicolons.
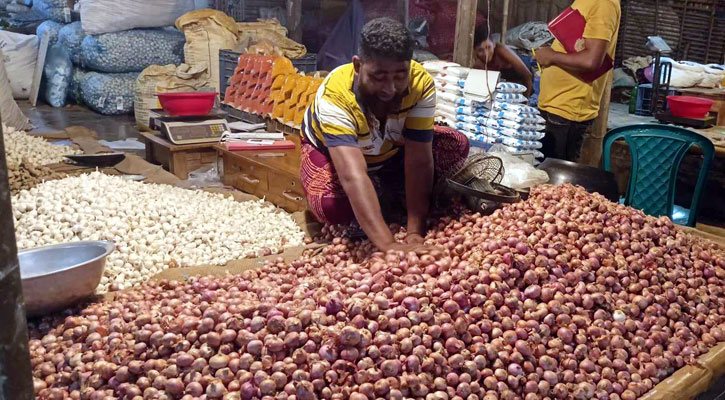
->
12;172;306;293
3;124;80;168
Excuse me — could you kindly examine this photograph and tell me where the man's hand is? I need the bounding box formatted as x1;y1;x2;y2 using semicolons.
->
534;47;558;68
405;232;425;244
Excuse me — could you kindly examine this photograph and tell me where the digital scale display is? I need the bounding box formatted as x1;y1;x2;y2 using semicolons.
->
160;119;229;145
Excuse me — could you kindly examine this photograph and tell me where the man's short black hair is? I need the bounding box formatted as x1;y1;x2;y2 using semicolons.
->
474;23;490;47
359;17;414;62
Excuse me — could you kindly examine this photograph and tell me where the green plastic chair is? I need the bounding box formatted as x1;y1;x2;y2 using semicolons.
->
602;124;714;227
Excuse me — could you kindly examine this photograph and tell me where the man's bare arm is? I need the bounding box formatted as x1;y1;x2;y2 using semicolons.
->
328;145;395;250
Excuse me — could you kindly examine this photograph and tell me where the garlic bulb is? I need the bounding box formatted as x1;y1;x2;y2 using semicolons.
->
3;124;80;168
12;172;306;293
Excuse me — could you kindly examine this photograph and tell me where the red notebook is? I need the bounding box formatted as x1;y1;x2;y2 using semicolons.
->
226;140;296;151
548;7;613;82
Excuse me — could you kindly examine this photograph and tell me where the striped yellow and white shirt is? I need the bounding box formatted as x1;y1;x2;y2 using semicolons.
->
301;61;436;170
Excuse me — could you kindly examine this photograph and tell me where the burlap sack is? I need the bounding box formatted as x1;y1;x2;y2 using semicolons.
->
134;63;210;130
175;9;239;93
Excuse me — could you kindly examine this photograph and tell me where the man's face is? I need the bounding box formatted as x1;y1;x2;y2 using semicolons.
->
475;39;495;64
353;56;410;106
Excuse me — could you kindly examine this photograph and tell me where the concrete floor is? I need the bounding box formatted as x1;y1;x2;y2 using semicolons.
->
19;101;141;142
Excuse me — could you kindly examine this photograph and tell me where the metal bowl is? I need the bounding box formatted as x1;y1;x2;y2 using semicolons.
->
19;241;114;316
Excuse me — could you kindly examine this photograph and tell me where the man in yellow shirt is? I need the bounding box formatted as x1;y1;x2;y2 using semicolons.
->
534;0;621;161
300;18;469;253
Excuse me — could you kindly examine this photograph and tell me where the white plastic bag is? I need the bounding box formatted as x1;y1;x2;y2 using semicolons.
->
80;0;195;35
43;44;73;107
489;151;549;189
177;164;223;189
0;31;39;99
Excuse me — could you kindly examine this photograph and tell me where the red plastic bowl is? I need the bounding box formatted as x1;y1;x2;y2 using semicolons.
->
156;92;217;116
667;95;714;119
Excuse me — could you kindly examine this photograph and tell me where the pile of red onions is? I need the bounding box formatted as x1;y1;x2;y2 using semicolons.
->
27;184;725;400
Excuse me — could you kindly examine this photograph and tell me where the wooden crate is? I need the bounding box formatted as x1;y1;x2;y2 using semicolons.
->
139;131;219;179
216;135;306;212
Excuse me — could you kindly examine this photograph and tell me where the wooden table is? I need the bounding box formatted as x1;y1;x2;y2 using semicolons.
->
215;134;306;212
677;87;725;127
139;131;218;179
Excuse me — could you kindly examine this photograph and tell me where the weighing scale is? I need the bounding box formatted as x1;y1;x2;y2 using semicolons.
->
149;109;230;145
656;111;717;129
645;36;673;116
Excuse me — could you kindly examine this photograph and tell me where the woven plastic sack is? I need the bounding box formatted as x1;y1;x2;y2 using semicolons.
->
80;28;185;73
475;116;544;133
495;93;528;103
499;136;542;150
69;68;86;104
438;103;487;117
435;81;465;96
80;71;138;115
80;0;194;35
437;74;465;87
504;22;553;50
0;49;32;130
496;82;527;94
700;64;725;88
666;59;705;88
422;60;463;75
437;91;487;107
32;0;71;23
43;44;72;107
486;110;544;124
0;31;39;99
489;102;540;114
494;144;544;159
58;22;86;65
36;20;63;45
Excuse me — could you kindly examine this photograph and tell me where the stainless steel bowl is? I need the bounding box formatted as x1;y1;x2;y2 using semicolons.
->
19;241;115;316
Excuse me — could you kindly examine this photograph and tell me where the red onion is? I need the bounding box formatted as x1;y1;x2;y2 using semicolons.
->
24;184;725;400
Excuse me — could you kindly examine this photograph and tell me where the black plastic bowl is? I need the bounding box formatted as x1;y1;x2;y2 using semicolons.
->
537;158;620;202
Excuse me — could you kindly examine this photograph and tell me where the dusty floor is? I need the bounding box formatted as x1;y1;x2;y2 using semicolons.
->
19;101;141;142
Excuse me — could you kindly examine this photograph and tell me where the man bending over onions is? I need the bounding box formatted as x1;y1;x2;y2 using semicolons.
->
300;17;469;253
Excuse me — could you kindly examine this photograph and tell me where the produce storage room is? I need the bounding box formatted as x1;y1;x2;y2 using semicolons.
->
2;0;725;399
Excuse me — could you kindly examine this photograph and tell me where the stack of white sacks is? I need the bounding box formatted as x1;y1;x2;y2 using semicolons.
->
31;0;193;114
423;61;545;159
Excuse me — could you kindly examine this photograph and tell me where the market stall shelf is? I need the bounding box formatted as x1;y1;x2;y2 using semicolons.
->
139;131;218;179
216;134;306;213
